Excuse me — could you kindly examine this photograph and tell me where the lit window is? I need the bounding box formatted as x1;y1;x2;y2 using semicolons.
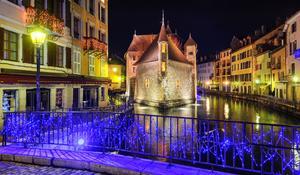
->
161;61;166;72
176;80;180;88
89;55;95;76
3;30;18;61
144;78;150;88
73;50;81;74
161;43;166;53
56;89;63;109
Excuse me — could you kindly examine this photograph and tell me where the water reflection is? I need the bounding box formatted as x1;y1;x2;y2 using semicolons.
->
134;94;300;125
224;103;230;120
255;113;260;131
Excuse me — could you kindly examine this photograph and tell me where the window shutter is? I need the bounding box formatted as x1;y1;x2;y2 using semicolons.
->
22;34;34;63
66;47;71;69
66;0;71;28
47;42;56;66
0;28;3;60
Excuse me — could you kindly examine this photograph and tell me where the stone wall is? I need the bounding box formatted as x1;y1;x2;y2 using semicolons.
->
135;60;195;107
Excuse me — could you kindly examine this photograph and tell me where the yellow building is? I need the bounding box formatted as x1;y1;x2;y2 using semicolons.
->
230;43;254;94
108;55;126;91
271;46;287;99
253;25;284;96
0;0;110;114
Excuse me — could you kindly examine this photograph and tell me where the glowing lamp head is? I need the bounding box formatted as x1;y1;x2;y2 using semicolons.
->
112;67;118;73
293;76;299;83
223;81;230;86
205;81;211;85
255;79;260;84
78;138;85;146
30;30;46;47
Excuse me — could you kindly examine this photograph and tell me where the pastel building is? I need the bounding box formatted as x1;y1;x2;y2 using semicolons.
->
0;0;110;114
285;11;300;102
197;56;216;90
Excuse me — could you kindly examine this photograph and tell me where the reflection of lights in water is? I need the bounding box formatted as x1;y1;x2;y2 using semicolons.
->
206;98;210;114
224;103;230;119
137;106;150;110
295;144;300;171
255;113;260;131
191;103;201;107
178;107;190;111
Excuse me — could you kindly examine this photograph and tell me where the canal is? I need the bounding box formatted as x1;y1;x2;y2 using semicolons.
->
134;94;300;125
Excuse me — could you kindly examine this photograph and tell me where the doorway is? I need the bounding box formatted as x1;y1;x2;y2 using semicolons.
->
26;89;50;111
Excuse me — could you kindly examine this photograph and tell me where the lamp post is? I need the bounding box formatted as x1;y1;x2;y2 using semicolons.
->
30;29;47;111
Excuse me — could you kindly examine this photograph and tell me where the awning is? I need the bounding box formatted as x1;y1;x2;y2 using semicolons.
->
0;74;111;85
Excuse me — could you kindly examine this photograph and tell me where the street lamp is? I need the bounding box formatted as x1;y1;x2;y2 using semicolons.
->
30;28;47;111
293;76;298;83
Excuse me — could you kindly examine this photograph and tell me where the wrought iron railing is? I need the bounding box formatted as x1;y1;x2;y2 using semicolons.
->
2;112;300;174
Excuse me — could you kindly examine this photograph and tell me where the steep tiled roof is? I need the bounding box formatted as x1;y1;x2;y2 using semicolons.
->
158;24;168;42
134;33;191;65
127;34;157;52
184;33;197;48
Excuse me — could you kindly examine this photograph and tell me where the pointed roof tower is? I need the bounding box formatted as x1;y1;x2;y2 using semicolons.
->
184;33;197;48
166;21;173;34
158;10;168;42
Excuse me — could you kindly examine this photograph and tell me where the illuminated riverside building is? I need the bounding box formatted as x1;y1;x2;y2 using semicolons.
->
0;0;110;114
125;16;197;107
230;36;254;94
252;25;285;96
216;48;231;92
197;55;216;90
108;55;126;91
285;11;300;102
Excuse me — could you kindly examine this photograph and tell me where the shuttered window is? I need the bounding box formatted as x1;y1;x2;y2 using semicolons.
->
66;47;71;69
47;42;56;67
22;34;34;64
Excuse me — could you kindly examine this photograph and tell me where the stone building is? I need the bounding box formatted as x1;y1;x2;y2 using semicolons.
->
125;16;197;108
0;0;110;113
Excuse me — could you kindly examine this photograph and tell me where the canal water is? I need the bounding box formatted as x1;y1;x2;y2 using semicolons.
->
131;94;300;174
134;94;300;125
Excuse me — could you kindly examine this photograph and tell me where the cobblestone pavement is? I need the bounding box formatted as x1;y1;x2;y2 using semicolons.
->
0;161;105;175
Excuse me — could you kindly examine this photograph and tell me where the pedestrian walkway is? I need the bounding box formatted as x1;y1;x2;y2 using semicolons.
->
0;161;103;175
0;146;232;175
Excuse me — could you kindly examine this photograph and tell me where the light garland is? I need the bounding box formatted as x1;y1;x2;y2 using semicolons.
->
26;7;64;36
2;112;300;174
82;37;107;54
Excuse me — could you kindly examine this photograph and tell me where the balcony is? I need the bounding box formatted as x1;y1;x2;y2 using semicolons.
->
271;63;281;70
25;6;64;36
82;37;107;56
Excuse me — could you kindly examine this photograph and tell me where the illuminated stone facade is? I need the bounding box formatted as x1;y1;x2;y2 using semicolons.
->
125;18;197;108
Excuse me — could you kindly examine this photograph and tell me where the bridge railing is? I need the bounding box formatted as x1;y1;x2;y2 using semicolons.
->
1;112;300;174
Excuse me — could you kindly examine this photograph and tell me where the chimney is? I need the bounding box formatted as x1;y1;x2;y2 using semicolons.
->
261;25;265;34
255;30;261;36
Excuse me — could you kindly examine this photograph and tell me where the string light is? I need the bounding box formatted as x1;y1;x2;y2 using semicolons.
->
26;7;64;36
2;112;300;174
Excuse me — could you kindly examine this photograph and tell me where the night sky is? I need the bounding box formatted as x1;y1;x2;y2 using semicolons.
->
108;0;300;57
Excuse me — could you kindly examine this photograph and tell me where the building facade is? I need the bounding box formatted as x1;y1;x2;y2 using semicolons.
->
0;0;110;114
285;11;300;102
230;43;254;94
197;56;215;90
125;17;197;107
271;46;287;99
218;48;231;91
108;55;126;91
